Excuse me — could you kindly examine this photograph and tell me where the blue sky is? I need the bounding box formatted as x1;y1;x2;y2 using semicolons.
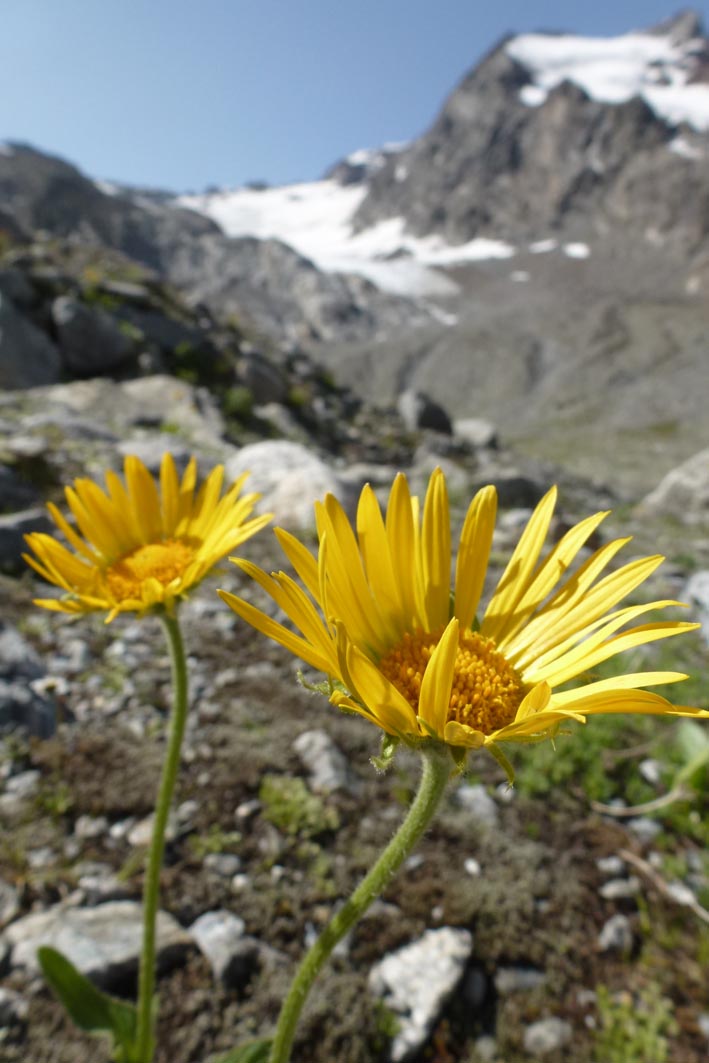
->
2;1;707;191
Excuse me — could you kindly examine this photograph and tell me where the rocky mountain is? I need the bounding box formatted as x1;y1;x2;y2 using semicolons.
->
353;11;709;253
2;12;709;492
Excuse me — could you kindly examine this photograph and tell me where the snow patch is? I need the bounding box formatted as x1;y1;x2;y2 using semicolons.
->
507;29;709;132
669;135;705;159
179;179;515;298
94;179;121;196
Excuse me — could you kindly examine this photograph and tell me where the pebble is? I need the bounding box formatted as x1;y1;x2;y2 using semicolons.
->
293;729;352;793
189;910;258;989
639;758;663;786
596;855;626;877
454;783;500;829
599;876;641;900
523;1016;573;1056
74;814;109;840
597;913;633;953
0;987;28;1027
495;966;546;994
627;817;663;844
203;853;241;877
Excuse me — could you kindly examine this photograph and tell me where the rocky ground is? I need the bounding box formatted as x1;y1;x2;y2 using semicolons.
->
2;365;709;1063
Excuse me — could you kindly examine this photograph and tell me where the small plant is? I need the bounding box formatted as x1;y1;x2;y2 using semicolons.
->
593;983;678;1063
223;385;254;421
188;825;242;860
259;775;339;838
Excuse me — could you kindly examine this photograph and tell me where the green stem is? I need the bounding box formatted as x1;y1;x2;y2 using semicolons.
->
268;746;452;1063
135;613;189;1063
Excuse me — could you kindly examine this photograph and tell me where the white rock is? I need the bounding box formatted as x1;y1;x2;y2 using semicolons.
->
640;449;709;523
226;440;348;529
453;784;500;830
189;909;256;988
599;876;641;900
597;913;633;952
369;927;474;1061
453;418;498;448
293;729;352;793
523;1016;573;1056
494;966;546;994
4;901;190;985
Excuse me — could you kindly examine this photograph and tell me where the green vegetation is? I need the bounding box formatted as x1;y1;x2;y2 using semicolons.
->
188;824;242;860
593;983;678;1063
259;774;339;838
223;385;254;421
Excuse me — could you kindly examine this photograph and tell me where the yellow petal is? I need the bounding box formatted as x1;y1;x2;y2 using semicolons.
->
482;486;557;643
420;469;451;630
418;617;459;736
454;485;497;630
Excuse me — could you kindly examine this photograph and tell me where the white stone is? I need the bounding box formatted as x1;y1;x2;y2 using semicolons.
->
453;784;500;830
4;901;190;985
225;440;348;529
189;909;253;987
293;729;352;793
598;913;633;952
599;876;641;900
523;1016;573;1056
369;927;473;1061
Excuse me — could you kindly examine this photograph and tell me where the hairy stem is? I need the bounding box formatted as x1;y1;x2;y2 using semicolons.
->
268;746;452;1063
135;613;189;1062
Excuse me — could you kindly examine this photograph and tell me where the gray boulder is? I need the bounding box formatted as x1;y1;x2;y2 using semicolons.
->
397;390;453;434
0;292;61;389
51;295;136;374
0;505;52;574
640;449;709;522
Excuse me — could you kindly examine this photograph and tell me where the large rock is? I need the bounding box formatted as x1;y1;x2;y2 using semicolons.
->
640;449;709;522
3;900;191;987
51;295;136;375
0;506;52;574
225;440;349;529
397;390;452;434
0;292;61;389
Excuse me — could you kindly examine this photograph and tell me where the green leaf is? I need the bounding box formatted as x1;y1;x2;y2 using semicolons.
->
38;947;140;1061
214;1039;273;1063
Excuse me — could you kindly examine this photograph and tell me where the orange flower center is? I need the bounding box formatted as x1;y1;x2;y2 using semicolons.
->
379;628;526;735
104;539;195;601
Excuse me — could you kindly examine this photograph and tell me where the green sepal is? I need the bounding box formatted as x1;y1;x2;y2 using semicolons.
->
297;671;348;699
448;744;469;772
485;741;516;787
370;733;400;773
38;946;142;1062
214;1038;273;1063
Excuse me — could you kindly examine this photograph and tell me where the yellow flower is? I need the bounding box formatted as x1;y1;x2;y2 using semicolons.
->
25;453;271;622
220;468;707;759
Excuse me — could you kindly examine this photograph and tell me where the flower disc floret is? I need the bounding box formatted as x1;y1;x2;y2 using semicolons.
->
380;628;526;735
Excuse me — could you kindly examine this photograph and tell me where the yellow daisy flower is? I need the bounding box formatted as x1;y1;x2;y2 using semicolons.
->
219;468;707;759
25;453;271;622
